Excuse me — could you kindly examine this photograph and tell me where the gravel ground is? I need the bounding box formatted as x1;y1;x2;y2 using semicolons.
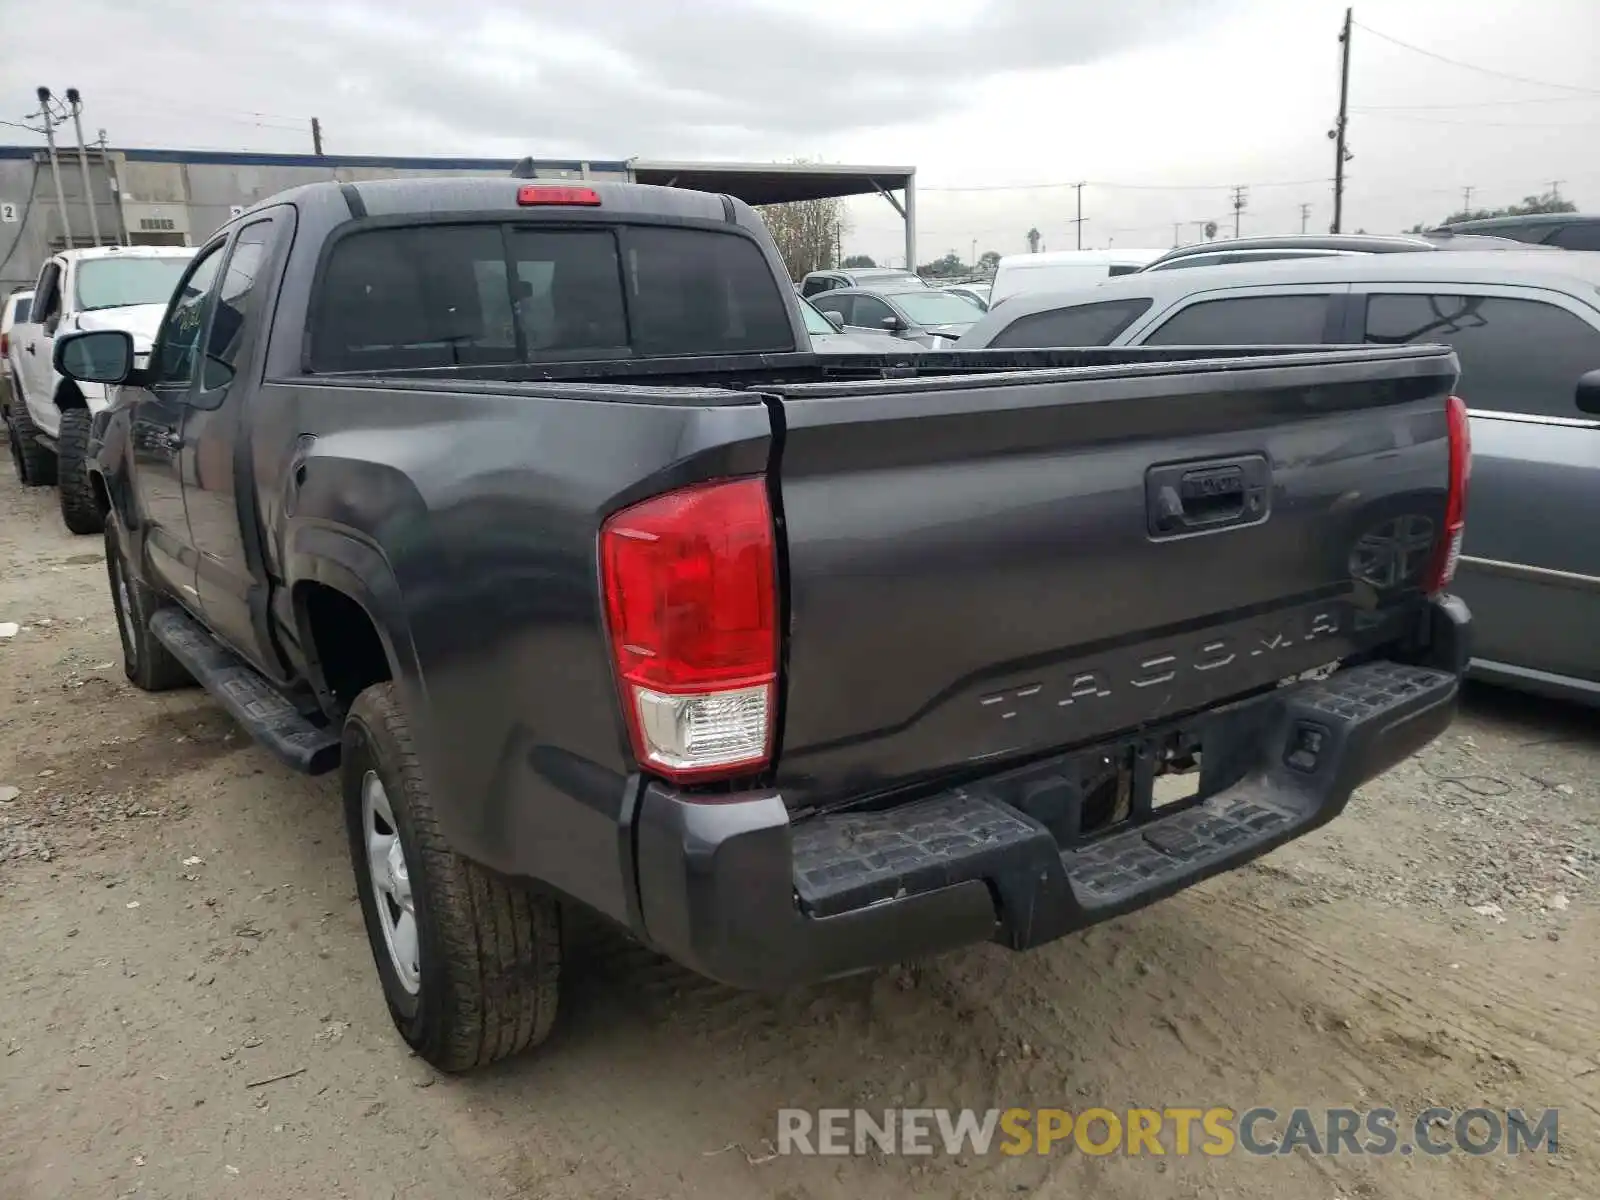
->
1;445;1597;1199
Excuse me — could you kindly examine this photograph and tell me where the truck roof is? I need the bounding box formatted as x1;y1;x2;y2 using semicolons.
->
237;176;753;229
51;245;196;264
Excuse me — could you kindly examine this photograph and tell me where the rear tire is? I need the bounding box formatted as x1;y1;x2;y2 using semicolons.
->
343;682;561;1073
104;520;191;692
6;395;55;486
57;409;105;535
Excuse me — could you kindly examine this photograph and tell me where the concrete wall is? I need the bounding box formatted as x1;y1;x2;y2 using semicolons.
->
0;147;630;295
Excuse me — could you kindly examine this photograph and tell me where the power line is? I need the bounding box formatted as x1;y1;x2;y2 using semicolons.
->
1354;21;1600;96
1355;96;1600;111
1354;110;1600;130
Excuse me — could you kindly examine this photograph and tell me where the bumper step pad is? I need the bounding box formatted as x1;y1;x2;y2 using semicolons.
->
790;660;1457;932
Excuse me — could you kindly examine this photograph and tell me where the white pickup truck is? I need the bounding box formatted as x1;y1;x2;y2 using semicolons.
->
7;245;194;533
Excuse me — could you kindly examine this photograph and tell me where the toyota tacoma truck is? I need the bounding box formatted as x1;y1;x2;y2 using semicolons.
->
8;244;195;533
53;176;1471;1073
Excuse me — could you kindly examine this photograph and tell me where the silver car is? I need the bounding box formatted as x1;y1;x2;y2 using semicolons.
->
810;287;983;348
959;250;1600;705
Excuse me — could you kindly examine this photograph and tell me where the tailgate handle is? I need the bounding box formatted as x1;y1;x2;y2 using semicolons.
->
1146;455;1270;538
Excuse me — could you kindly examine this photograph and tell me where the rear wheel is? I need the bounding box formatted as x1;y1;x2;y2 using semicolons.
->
344;682;562;1072
104;520;191;691
5;395;55;486
57;408;105;535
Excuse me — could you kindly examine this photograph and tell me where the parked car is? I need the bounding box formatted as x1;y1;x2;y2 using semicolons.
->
989;248;1166;307
959;249;1599;704
809;286;985;346
55;175;1466;1072
1139;231;1537;273
1429;212;1600;251
2;288;33;433
7;245;195;533
798;266;927;298
799;296;907;351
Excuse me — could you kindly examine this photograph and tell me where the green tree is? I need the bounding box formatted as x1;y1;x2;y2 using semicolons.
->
841;254;877;269
1025;228;1041;253
916;252;966;279
978;250;1001;272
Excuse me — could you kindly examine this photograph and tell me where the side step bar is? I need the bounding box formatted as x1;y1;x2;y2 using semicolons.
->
150;608;341;775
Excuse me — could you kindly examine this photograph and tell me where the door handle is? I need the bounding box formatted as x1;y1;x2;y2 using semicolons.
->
24;343;34;355
1146;455;1272;538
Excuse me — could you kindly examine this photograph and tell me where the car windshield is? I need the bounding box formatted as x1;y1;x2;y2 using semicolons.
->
74;257;193;312
800;300;834;336
891;291;984;326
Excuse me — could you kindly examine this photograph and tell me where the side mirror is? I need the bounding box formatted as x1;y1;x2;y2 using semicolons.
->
881;315;906;332
822;310;845;331
54;329;135;385
1577;368;1600;415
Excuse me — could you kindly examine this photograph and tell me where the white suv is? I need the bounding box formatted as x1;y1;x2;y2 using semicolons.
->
8;245;194;533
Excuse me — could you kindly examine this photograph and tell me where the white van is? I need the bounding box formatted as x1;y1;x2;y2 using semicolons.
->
990;248;1165;307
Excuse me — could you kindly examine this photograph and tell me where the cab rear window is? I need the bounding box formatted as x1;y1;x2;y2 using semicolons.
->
309;222;795;371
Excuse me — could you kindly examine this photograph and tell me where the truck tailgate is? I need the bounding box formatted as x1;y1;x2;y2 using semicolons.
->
765;346;1459;808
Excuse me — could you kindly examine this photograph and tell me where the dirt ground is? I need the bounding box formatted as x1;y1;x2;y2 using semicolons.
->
2;456;1597;1200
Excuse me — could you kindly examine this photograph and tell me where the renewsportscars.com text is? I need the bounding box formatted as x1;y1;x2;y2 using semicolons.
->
777;1106;1560;1157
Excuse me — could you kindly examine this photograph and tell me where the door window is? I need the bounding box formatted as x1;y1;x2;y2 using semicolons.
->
1550;223;1600;251
151;242;227;387
1142;294;1332;345
33;262;62;328
200;222;275;390
1363;292;1600;418
849;295;895;329
989;298;1153;347
802;275;840;297
811;293;852;324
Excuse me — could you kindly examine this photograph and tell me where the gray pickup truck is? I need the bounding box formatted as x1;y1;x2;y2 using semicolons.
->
54;176;1470;1073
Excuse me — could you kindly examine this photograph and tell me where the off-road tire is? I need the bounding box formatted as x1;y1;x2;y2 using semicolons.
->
104;520;191;691
57;408;105;535
343;682;562;1072
6;393;56;486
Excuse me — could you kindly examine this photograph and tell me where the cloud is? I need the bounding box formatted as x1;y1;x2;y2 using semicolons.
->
5;0;1230;157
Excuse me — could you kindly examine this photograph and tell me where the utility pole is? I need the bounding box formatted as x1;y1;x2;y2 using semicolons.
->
1172;222;1180;247
1299;203;1311;234
1191;220;1210;243
311;116;324;156
1460;185;1474;214
64;88;102;246
32;87;74;248
1330;7;1353;233
1231;185;1248;238
1070;181;1086;250
93;129;129;246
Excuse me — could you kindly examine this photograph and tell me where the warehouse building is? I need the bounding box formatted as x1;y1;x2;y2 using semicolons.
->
0;145;916;295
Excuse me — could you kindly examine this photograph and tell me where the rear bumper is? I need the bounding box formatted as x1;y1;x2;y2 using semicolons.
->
634;602;1468;991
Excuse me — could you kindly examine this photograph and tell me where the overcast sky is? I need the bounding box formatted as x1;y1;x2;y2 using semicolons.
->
4;0;1597;264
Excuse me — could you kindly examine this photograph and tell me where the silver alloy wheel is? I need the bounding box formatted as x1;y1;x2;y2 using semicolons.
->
362;769;421;994
113;560;138;668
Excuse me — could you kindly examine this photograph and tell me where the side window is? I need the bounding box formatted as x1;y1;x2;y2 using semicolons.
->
1551;223;1600;251
989;298;1153;348
200;221;274;391
152;242;227;386
801;276;835;297
33;263;62;326
850;295;895;328
1363;293;1600;418
621;225;792;355
1142;294;1332;345
811;294;851;323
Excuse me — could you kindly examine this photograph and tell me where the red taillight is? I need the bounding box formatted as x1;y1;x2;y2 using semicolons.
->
0;333;7;356
1426;394;1471;594
601;478;778;785
517;185;601;207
